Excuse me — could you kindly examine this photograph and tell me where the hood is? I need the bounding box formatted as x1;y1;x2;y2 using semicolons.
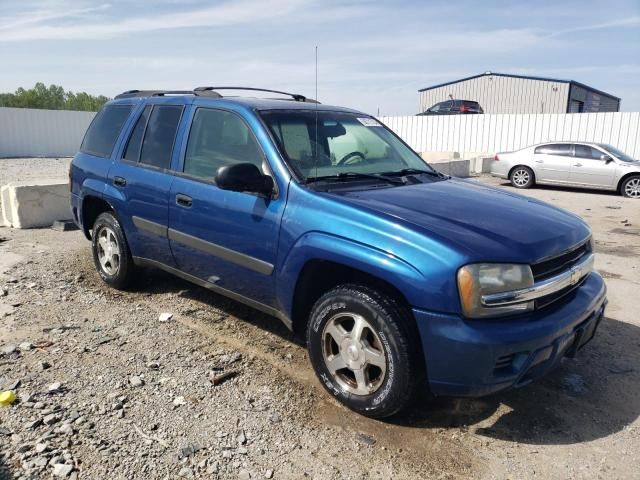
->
331;178;590;264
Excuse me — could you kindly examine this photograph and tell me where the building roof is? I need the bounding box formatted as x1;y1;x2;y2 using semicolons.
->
418;72;620;100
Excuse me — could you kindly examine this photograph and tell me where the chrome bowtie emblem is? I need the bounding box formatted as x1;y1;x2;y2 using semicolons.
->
570;268;582;285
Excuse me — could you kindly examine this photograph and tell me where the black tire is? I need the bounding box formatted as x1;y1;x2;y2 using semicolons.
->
510;165;535;189
91;212;135;289
306;284;418;418
620;175;640;198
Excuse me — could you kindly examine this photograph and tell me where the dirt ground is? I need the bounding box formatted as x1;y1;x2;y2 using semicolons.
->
1;165;639;479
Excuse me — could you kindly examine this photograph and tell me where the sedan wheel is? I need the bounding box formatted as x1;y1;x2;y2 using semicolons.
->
510;166;534;189
622;176;640;198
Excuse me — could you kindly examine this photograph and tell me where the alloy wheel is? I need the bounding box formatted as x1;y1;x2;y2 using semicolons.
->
96;227;121;276
321;312;387;395
624;178;640;198
512;169;530;187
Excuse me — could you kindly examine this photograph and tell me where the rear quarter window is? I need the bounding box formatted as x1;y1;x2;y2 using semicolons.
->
81;104;133;158
534;144;572;156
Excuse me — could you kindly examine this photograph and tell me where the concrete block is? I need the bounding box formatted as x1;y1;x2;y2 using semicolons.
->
428;158;471;177
0;179;70;229
421;151;460;162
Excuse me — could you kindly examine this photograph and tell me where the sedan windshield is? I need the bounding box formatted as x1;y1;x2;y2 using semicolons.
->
260;110;436;181
599;144;636;162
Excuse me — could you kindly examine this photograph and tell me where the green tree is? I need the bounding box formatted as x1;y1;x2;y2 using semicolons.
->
0;83;110;112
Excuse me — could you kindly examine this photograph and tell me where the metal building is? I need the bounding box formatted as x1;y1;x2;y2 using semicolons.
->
418;72;620;115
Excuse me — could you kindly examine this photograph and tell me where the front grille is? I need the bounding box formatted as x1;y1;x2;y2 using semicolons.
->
535;275;587;309
531;240;590;282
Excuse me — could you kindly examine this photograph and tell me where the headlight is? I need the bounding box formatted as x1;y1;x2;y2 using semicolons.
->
457;263;534;318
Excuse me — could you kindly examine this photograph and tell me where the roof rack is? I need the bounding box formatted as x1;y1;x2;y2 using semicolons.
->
194;86;317;103
114;87;319;103
114;90;195;99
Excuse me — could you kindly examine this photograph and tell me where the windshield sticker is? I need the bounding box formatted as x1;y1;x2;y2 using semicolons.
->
357;117;382;127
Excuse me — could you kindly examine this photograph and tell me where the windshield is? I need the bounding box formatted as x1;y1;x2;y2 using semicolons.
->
599;144;636;162
260;110;436;181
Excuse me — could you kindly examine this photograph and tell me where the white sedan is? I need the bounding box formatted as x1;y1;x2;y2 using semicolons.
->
491;142;640;198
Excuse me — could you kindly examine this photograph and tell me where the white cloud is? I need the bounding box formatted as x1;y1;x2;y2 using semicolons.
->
0;0;310;41
549;15;640;36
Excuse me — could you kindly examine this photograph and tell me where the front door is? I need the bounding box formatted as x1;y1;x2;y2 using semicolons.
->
108;103;184;266
569;144;617;188
168;107;286;306
532;143;572;183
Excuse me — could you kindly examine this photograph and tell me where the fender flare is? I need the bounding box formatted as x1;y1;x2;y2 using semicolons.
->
276;231;426;319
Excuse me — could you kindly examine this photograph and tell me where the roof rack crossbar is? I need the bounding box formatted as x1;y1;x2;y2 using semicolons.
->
194;86;311;102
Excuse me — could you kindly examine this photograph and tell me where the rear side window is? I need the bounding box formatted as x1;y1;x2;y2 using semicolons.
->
81;105;132;158
123;105;152;162
139;105;183;169
534;144;572;156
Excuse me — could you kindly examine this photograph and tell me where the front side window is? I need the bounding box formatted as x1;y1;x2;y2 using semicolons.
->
574;145;602;160
139;105;183;169
534;144;572;157
184;108;264;180
81;104;132;158
260;110;435;181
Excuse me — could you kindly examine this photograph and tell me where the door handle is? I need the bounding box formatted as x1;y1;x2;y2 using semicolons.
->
114;176;127;187
574;163;583;167
176;194;193;208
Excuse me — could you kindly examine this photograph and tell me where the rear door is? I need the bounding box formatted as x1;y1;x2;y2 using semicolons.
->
532;144;572;183
108;103;185;266
167;107;286;306
568;144;617;188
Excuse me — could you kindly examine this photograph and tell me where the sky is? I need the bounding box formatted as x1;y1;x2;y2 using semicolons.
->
0;0;639;115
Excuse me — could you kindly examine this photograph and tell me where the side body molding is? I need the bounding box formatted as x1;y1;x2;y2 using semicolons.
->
131;216;274;276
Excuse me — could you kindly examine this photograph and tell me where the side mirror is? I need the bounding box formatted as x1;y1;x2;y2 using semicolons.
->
600;154;613;163
215;163;274;196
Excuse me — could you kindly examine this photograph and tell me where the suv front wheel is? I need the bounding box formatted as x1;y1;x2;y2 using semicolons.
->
307;284;417;418
91;212;135;289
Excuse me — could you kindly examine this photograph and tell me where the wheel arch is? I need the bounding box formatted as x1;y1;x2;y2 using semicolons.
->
617;172;640;195
81;195;115;240
508;164;536;182
290;259;414;338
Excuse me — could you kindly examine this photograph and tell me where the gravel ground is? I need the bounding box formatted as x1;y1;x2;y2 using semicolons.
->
1;162;639;479
0;158;70;185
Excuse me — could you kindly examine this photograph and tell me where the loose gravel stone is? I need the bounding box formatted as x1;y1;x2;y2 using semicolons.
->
52;463;74;477
129;375;144;388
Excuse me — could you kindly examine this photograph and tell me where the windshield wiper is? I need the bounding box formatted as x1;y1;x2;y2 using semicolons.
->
305;171;405;185
381;168;448;178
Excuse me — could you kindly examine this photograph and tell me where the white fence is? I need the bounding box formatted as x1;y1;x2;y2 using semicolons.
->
1;108;639;161
0;107;95;158
380;112;640;159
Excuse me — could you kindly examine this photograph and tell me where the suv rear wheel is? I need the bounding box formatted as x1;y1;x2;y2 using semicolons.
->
306;284;416;418
91;212;135;289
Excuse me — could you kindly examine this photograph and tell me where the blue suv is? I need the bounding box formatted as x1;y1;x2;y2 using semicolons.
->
70;87;607;418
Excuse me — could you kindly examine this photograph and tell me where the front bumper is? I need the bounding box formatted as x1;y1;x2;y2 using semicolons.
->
414;272;607;397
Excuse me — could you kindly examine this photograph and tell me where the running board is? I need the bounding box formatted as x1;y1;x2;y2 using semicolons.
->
132;256;292;330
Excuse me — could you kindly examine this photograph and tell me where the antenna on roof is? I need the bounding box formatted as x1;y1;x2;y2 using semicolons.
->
314;45;319;180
